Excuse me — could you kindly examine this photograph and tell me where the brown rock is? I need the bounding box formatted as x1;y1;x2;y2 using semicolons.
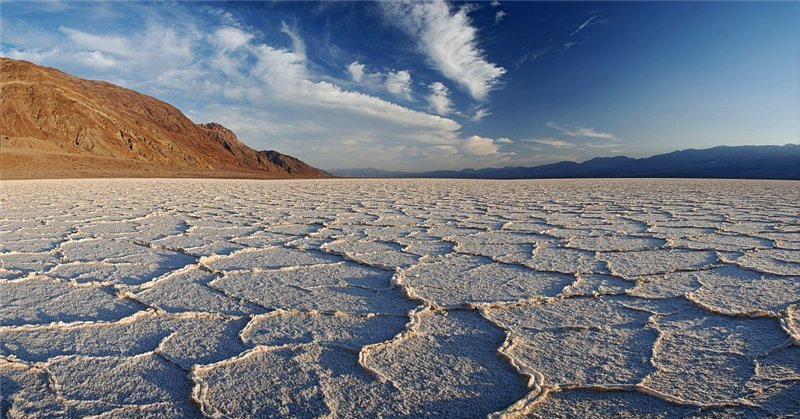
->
0;58;329;179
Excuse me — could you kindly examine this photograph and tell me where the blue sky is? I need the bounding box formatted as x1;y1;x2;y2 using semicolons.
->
2;1;798;171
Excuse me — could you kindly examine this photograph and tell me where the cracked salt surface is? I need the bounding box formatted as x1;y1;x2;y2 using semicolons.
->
1;178;798;418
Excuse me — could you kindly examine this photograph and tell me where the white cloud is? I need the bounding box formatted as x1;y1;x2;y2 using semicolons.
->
546;122;618;140
462;135;504;156
383;0;505;101
470;108;492;122
385;70;412;99
242;34;459;134
527;137;576;149
7;22;199;83
212;27;253;51
347;61;365;82
2;47;61;63
75;51;119;68
495;10;507;24
427;82;452;116
280;21;305;59
586;142;624;149
250;43;308;87
346;61;414;100
60;27;132;56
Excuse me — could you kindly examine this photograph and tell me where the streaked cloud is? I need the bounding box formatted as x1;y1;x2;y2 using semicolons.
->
280;21;305;59
470;108;492;122
546;122;618;140
570;15;597;37
60;27;132;56
586;142;624;149
514;46;552;69
527;137;576;149
382;0;505;101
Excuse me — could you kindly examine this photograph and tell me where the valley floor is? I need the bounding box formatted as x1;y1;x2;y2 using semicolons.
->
1;178;798;417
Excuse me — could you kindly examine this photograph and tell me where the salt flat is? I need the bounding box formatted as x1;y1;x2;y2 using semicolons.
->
1;178;798;418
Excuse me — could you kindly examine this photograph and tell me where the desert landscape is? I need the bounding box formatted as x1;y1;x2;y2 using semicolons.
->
1;178;798;417
2;0;799;417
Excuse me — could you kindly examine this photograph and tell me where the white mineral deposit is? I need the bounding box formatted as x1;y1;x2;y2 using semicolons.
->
1;178;798;417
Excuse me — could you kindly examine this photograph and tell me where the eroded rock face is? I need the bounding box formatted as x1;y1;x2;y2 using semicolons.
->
1;178;798;417
0;58;327;179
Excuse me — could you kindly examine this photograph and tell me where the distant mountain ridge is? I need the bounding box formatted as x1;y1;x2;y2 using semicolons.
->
329;144;800;180
0;58;327;179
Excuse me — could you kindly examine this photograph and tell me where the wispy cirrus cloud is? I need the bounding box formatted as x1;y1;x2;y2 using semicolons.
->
570;15;597;37
5;21;201;83
525;137;577;149
546;121;619;140
60;27;132;56
470;108;492;122
382;0;505;101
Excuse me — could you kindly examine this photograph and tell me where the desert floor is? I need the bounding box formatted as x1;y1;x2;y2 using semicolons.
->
1;178;798;418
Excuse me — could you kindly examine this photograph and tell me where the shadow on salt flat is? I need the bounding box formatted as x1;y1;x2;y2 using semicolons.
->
534;384;800;417
212;263;417;314
486;296;657;386
0;362;66;417
641;300;790;405
134;267;267;316
686;266;800;316
47;352;200;417
0;277;141;326
600;249;718;280
193;309;529;418
403;254;574;306
0;252;60;280
241;310;408;349
529;389;691;418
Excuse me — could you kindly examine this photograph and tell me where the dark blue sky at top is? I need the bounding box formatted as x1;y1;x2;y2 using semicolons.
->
2;1;798;170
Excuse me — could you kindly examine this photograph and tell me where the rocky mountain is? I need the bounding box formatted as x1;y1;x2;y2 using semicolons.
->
332;144;800;180
0;58;328;179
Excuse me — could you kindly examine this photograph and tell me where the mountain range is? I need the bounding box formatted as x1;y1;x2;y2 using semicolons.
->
0;58;327;179
330;144;800;180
